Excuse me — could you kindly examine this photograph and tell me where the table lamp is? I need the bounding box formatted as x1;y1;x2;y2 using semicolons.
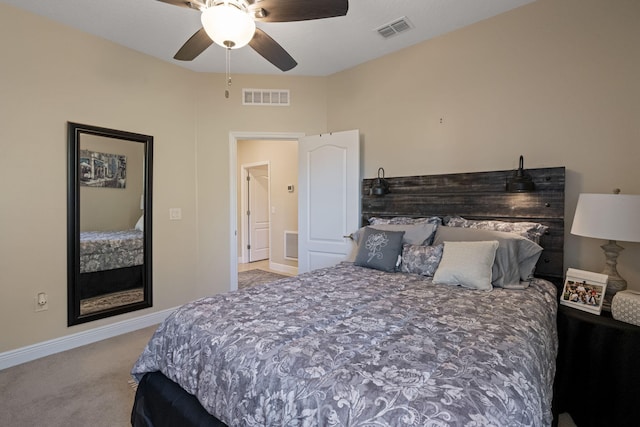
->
570;191;640;310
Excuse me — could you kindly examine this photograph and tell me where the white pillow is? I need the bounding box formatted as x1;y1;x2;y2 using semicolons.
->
433;241;499;291
135;215;144;231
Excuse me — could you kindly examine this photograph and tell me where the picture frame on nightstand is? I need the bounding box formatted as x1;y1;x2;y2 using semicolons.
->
560;268;608;315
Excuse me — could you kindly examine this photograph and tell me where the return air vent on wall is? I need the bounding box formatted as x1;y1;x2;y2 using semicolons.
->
375;16;413;39
284;231;298;260
243;89;290;106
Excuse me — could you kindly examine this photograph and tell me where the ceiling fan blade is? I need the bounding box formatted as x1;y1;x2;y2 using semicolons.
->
250;0;348;23
249;28;297;72
174;28;213;61
156;0;205;11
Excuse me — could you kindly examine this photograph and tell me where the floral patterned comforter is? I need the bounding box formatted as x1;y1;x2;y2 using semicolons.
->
80;230;143;273
132;262;558;426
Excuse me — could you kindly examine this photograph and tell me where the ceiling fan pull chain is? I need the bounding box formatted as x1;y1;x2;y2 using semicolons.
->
225;46;231;99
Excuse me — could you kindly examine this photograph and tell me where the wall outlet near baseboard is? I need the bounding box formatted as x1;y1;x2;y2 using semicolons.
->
35;292;48;312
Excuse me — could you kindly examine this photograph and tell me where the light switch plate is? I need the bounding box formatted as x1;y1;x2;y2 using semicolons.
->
169;208;182;220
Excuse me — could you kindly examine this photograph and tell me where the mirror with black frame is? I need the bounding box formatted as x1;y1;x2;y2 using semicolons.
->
67;122;153;326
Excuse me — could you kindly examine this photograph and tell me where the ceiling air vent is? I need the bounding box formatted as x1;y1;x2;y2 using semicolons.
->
243;89;290;106
375;16;413;39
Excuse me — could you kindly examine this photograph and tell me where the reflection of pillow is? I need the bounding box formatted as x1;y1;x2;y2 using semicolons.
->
369;216;442;226
354;223;437;246
433;226;543;288
135;215;144;231
401;243;444;277
445;216;548;244
354;227;405;272
433;241;499;290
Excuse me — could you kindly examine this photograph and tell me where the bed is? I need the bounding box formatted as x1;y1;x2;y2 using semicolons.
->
131;166;565;427
79;229;144;299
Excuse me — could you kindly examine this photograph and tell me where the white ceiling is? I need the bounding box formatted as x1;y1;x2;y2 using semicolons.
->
1;0;535;76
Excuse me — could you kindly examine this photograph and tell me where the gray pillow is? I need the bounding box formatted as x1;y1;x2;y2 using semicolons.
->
400;243;444;277
354;223;437;246
433;241;499;290
354;227;405;272
433;226;543;289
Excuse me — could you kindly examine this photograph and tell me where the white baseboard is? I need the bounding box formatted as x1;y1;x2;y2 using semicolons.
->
0;307;177;371
269;261;298;276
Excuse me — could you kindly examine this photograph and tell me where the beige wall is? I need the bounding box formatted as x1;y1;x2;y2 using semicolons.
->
327;0;640;291
237;140;298;268
1;0;639;354
80;134;145;231
0;4;326;352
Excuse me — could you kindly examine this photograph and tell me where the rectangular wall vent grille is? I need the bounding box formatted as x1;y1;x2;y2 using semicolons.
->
243;89;290;106
376;17;413;39
284;230;298;260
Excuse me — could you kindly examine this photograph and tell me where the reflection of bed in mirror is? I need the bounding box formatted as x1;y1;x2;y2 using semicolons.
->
79;229;144;298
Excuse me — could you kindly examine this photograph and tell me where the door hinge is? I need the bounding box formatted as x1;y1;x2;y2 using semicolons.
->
246;210;250;216
246;175;250;181
247;244;251;250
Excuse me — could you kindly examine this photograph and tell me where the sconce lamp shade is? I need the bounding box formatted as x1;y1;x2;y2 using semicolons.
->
571;193;640;243
371;167;390;196
506;155;535;192
201;3;256;49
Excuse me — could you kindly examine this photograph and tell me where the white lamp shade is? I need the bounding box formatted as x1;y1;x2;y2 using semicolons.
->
571;193;640;242
201;4;256;49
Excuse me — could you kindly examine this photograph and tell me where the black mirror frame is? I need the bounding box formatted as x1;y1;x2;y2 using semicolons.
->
67;122;153;326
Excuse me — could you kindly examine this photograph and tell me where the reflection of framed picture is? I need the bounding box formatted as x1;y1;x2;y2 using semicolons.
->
560;268;608;315
79;149;127;188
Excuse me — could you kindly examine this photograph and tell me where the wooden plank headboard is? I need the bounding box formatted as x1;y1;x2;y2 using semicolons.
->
361;167;565;282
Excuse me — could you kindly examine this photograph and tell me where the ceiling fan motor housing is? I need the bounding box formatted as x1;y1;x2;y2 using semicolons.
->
201;1;256;49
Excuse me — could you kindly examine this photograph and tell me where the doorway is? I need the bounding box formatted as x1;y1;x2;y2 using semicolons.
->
230;132;304;291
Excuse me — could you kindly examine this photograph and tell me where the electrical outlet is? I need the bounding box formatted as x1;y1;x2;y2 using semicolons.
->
35;292;48;312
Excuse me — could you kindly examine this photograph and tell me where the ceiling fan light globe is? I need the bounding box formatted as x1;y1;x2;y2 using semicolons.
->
201;4;256;50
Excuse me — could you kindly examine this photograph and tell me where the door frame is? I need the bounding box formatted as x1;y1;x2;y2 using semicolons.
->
240;161;271;264
229;131;305;291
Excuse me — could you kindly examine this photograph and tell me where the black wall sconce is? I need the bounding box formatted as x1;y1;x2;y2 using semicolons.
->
371;167;390;196
506;155;535;192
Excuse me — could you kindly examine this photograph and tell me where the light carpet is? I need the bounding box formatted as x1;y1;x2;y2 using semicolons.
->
0;326;157;427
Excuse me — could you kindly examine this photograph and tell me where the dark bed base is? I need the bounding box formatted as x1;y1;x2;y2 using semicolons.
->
79;265;143;299
132;372;227;427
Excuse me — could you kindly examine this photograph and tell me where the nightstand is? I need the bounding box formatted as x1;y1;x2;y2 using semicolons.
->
553;304;640;427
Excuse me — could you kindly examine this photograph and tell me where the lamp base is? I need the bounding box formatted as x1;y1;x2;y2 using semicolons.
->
601;240;627;312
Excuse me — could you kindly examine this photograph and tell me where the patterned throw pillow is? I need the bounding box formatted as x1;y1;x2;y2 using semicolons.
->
400;243;444;277
369;216;442;226
354;227;405;272
445;216;548;244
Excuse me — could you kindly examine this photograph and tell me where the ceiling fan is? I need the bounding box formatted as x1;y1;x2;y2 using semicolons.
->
158;0;349;72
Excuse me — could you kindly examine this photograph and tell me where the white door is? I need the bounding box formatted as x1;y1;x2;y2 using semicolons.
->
248;166;270;262
298;130;360;273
